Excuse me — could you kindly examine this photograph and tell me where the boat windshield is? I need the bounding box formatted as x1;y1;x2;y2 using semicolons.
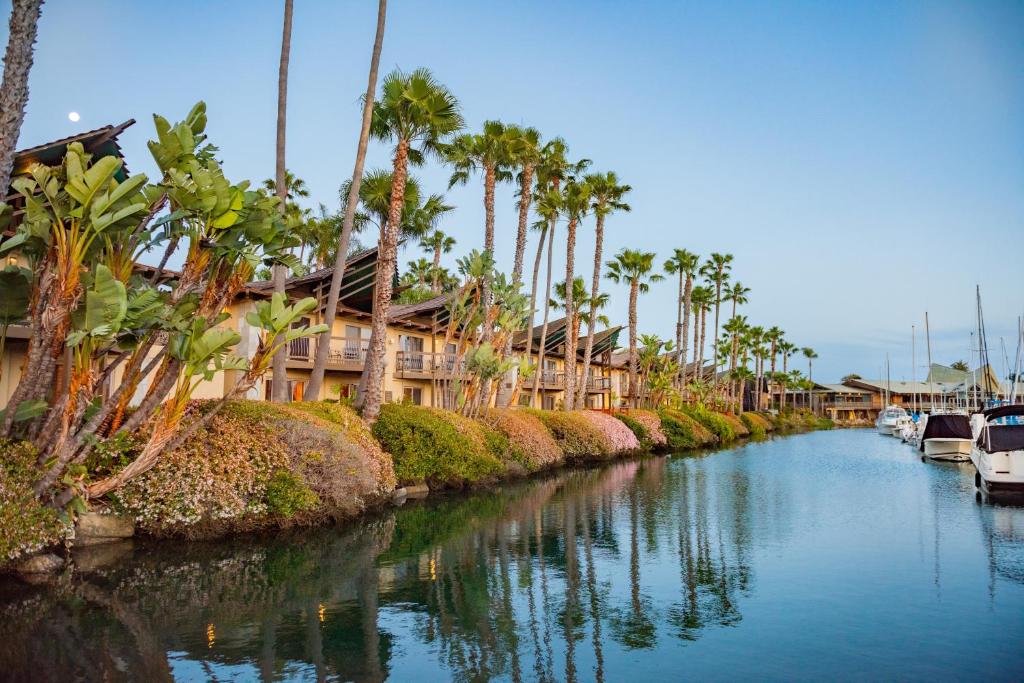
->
979;424;1024;454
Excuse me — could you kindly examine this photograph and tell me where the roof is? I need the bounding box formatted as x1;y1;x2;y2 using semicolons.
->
816;383;873;394
246;246;388;312
578;326;622;358
8;121;135;195
513;317;568;354
926;363;969;384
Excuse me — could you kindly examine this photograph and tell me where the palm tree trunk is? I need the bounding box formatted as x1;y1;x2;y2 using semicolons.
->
698;307;707;393
712;278;722;388
269;0;294;403
304;0;386;401
512;164;533;285
359;137;408;422
481;162;496;342
562;217;578;410
628;282;638;409
525;223;547;404
532;219;555;408
575;214;603;409
692;307;701;390
674;270;683;388
680;274;693;391
431;243;441;293
0;0;43;193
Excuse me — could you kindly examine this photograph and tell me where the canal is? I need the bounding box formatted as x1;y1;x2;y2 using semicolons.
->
2;428;1023;681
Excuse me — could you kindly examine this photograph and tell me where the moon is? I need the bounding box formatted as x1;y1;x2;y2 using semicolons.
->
68;111;80;122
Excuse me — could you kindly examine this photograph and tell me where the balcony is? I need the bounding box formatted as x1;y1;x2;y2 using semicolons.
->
394;351;466;379
555;373;613;393
286;337;368;370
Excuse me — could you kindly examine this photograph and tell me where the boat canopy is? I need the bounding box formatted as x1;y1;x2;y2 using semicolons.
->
978;424;1024;454
982;404;1024;421
919;414;971;452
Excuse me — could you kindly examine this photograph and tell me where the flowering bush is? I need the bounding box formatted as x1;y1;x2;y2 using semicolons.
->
480;409;564;471
677;404;736;442
577;411;641;454
719;411;750;437
0;440;66;565
614;413;652;449
739;412;771;438
524;409;612;461
371;404;504;488
659;409;716;450
626;410;668;448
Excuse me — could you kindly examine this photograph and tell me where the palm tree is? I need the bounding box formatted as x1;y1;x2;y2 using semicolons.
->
700;253;733;391
508;126;542;285
420;229;456;292
606;249;663;408
262;170;310;213
559;178;592;410
550;277;609;345
663;249;699;390
358;67;463;421
725;281;750;320
723;315;748;409
690;285;714;388
765;326;784;408
0;0;44;193
576;171;630;409
304;0;386;401
269;0;296;403
406;257;433;288
778;340;797;409
802;347;818;413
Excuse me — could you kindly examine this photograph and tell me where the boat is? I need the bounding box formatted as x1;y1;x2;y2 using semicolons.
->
876;405;908;435
919;412;972;461
970;405;1024;494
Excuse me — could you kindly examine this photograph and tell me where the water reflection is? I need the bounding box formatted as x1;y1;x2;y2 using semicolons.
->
1;430;1023;681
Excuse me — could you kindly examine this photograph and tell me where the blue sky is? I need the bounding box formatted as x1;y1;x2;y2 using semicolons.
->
5;0;1023;381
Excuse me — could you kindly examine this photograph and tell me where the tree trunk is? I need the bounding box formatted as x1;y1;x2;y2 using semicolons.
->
431;243;441;293
0;0;43;193
304;0;386;401
712;276;722;388
697;307;707;393
692;306;701;390
562;217;577;410
628;282;638;409
270;0;294;403
359;137;408;422
511;164;533;285
674;270;683;388
481;162;496;342
532;219;555;408
524;223;547;405
680;274;692;391
575;214;603;409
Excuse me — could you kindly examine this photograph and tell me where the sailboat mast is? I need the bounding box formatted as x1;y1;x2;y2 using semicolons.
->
886;353;892;407
1011;316;1023;405
925;312;935;411
912;324;917;414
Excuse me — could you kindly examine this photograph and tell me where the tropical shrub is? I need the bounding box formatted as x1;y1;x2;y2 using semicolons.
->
524;409;612;461
0;441;66;565
678;404;736;442
265;469;319;517
660;410;716;450
577;411;642;453
739;412;769;438
753;412;777;431
719;412;750;437
614;413;652;450
480;409;564;471
628;410;668;448
371;404;504;488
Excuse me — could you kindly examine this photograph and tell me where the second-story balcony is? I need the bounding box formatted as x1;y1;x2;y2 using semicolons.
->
555;373;613;393
394;351;466;379
286;337;368;370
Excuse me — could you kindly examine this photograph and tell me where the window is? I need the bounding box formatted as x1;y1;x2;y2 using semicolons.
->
288;317;311;360
345;325;367;360
518;393;533;407
401;336;424;370
337;383;358;399
542;395;555;410
402;387;422;405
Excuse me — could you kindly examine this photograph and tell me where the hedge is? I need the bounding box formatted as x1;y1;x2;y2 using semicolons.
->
480;409;564;471
677;404;737;442
523;409;613;461
659;409;717;450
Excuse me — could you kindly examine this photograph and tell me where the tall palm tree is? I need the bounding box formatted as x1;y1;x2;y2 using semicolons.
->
420;229;456;292
550;277;609;346
778;340;797;409
358;67;463;421
530;189;561;408
724;315;748;409
576;171;630;409
559;178;592;410
262;170;310;213
725;281;750;320
802;347;818;413
700;253;733;391
508;126;542;285
270;0;296;403
304;0;387;401
406;257;433;288
690;285;714;387
765;326;784;407
606;249;663;408
0;0;44;193
663;249;699;389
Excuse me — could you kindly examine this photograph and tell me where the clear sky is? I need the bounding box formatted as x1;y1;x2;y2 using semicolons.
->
5;0;1023;382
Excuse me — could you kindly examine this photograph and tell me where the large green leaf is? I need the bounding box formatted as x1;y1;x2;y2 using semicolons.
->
0;265;31;324
82;264;128;337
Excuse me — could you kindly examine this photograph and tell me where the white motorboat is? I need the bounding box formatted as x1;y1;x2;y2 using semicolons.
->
876;405;908;436
919;413;972;462
971;405;1024;494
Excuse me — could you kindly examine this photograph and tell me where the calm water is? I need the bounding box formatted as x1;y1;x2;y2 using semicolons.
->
2;429;1023;682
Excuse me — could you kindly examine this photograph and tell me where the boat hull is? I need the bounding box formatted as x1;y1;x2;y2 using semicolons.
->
971;447;1024;493
923;438;972;462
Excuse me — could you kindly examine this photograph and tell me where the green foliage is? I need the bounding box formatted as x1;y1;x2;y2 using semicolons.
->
265;469;319;517
371;404;504;487
659;410;715;450
523;409;611;461
739;412;768;438
479;409;564;471
0;265;31;326
0;441;66;565
677;404;736;442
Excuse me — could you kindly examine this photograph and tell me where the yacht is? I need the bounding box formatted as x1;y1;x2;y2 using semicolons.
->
919;412;972;462
876;405;908;436
971;405;1024;494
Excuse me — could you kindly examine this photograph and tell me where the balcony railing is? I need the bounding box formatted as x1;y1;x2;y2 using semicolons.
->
555;373;613;392
394;351;466;378
287;337;368;369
